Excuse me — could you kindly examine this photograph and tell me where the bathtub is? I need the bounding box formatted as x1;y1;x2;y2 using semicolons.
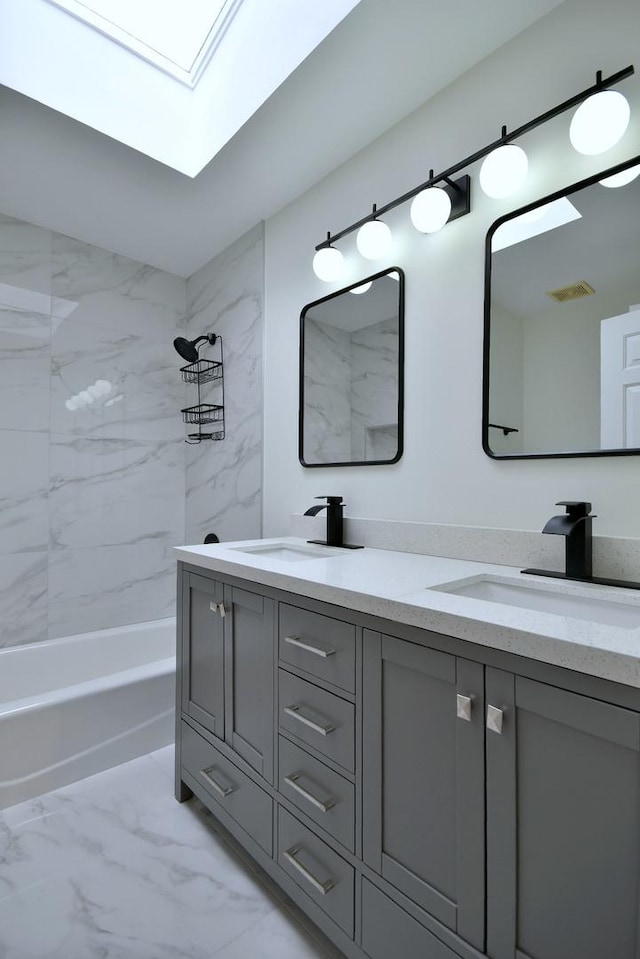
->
0;618;176;810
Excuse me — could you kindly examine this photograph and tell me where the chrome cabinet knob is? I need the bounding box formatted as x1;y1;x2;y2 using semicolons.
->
486;704;504;734
456;694;472;722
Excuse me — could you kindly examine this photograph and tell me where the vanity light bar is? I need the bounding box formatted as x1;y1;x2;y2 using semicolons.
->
314;64;635;254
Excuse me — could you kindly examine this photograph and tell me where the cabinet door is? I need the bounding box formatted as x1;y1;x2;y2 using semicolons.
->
182;572;225;739
486;668;640;959
224;585;274;781
363;631;485;951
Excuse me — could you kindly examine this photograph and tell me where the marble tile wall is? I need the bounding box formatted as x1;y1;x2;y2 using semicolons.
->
302;317;352;465
350;316;399;461
184;223;264;545
0;213;187;647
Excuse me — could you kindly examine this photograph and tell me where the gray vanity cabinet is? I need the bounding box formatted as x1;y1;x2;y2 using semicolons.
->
178;562;640;959
486;667;640;959
181;570;274;782
362;630;485;952
181;571;226;739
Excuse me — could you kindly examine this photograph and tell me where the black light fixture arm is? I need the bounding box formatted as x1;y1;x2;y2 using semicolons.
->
315;64;634;252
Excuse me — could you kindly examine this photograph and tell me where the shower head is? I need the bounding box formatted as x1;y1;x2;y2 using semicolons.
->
173;333;217;364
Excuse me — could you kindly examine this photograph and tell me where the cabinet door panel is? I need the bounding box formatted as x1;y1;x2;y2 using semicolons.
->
487;668;640;959
363;631;485;950
182;573;225;738
225;586;274;781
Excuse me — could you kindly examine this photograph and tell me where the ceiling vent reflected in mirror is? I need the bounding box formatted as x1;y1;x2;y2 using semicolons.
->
546;281;595;303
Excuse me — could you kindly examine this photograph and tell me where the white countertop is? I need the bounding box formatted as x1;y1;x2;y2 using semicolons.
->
174;538;640;690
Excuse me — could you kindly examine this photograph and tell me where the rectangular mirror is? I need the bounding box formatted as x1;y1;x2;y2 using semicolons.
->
484;154;640;459
299;268;404;467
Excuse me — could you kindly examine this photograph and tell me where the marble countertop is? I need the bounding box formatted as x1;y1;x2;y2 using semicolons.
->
174;538;640;689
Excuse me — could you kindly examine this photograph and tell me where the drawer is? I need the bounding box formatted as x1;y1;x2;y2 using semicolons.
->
279;670;355;773
361;880;456;959
278;736;355;852
181;722;273;856
279;604;356;692
277;806;354;936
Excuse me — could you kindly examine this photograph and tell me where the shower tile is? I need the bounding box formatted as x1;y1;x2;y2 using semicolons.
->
0;308;51;432
48;542;176;639
50;234;186;443
0;213;52;302
184;223;263;545
185;422;261;544
0;430;49;554
49;434;185;550
0;552;47;648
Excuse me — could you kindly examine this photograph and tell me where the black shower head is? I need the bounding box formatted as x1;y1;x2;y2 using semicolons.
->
173;333;217;364
173;337;199;363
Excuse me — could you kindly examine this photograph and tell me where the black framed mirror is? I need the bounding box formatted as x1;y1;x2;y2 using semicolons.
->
483;153;640;459
299;267;404;467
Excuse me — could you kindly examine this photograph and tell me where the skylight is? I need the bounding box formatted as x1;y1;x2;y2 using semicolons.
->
47;0;242;85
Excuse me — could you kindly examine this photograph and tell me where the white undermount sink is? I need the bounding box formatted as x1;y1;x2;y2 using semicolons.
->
431;574;640;629
228;542;340;563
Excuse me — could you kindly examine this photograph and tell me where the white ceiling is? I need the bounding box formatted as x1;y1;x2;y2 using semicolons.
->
0;0;565;277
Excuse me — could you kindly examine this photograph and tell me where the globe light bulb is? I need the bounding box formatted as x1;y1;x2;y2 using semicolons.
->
599;163;640;188
312;245;344;282
356;219;392;260
479;145;528;199
410;187;452;233
350;281;372;295
569;90;630;156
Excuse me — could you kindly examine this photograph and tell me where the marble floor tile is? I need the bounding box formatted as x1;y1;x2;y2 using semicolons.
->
213;903;333;959
0;748;337;959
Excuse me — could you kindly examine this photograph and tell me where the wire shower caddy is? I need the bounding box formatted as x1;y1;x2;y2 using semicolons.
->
180;336;225;443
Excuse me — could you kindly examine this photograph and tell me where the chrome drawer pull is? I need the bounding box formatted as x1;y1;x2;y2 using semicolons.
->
284;773;335;813
284;635;335;658
486;704;504;735
200;765;234;798
283;845;334;895
284;704;334;736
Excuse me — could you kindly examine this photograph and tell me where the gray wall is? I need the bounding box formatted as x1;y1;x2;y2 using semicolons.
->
184;222;264;545
0;213;186;647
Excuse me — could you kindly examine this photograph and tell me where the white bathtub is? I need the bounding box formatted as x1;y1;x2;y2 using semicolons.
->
0;618;176;810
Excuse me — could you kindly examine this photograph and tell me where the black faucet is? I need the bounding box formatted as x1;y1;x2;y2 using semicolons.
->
522;500;640;590
304;496;363;550
544;501;595;579
523;501;595;581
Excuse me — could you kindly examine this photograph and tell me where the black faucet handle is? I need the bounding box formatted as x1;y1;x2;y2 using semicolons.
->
315;495;343;505
556;501;592;518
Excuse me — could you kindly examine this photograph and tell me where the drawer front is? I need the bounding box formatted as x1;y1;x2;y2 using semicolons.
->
278;736;355;852
279;670;355;773
277;806;354;936
361;880;456;959
181;722;272;855
279;604;356;692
